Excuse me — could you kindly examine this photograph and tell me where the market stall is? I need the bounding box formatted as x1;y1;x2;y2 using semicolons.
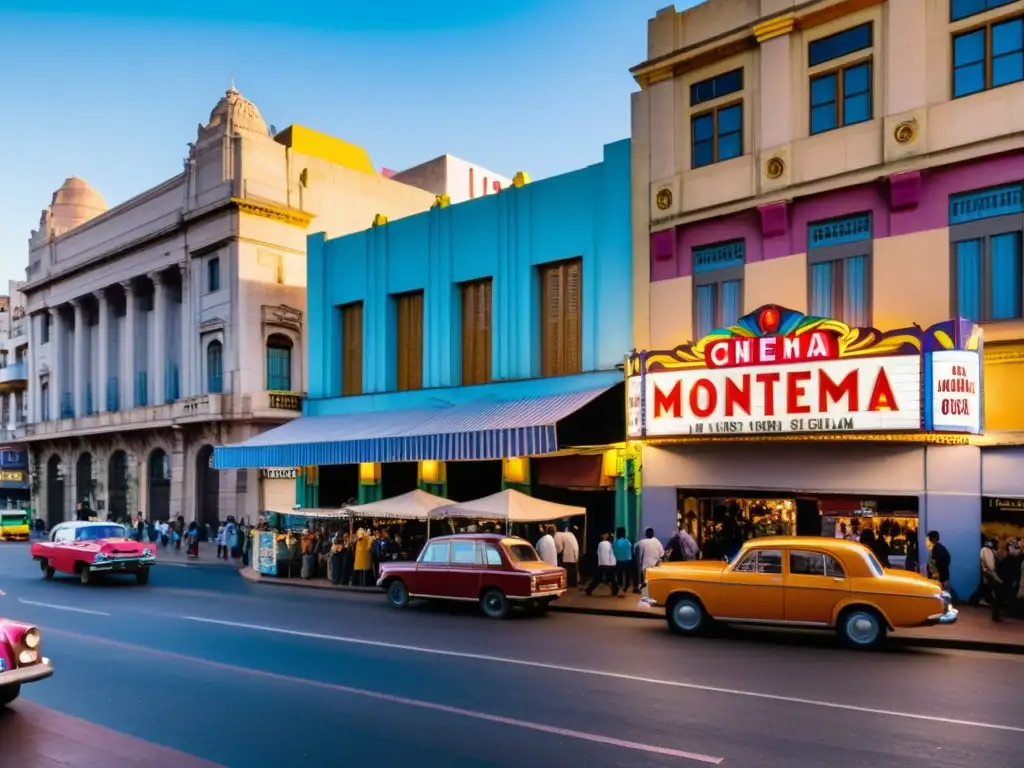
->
434;488;586;527
252;508;348;576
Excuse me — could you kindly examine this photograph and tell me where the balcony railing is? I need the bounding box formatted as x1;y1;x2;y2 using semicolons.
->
107;377;119;412
60;392;74;419
0;362;27;385
267;391;303;410
135;372;148;408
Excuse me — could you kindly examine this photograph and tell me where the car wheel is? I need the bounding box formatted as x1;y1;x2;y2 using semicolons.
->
40;559;54;580
79;566;92;586
136;569;150;586
480;588;509;619
838;608;886;649
0;684;21;708
666;595;707;636
387;580;410;609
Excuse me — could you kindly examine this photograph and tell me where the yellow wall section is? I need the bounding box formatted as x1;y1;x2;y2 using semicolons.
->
983;343;1024;432
649;276;693;349
745;255;807;315
873;229;950;331
274;124;377;176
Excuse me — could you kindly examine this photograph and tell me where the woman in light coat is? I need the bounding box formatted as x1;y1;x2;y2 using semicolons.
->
353;529;373;586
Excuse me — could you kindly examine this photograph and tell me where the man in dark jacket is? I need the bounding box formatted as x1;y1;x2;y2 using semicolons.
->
927;530;952;594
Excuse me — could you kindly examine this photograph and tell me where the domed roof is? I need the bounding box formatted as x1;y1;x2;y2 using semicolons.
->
205;84;269;135
47;177;108;235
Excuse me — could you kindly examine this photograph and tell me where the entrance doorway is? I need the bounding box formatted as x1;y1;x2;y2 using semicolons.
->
46;454;64;530
107;450;128;521
75;452;94;517
148;448;170;521
196;445;220;528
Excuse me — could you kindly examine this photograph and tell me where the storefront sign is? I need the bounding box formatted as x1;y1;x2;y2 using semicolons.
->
629;305;983;439
255;531;277;575
0;470;25;483
928;350;981;433
260;467;297;480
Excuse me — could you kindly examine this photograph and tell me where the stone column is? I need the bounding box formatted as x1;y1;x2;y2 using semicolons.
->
96;288;111;412
71;299;87;416
178;261;192;398
7;392;15;430
27;312;39;423
49;307;63;419
149;272;168;406
121;281;136;409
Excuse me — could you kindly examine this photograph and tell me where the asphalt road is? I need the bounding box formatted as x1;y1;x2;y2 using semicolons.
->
0;542;1021;768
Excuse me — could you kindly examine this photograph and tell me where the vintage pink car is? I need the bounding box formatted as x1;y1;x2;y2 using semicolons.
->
0;600;53;707
378;533;567;619
31;521;156;585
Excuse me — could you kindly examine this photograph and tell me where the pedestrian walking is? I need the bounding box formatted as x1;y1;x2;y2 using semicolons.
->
224;517;239;559
584;532;618;597
185;521;200;559
970;539;1006;621
636;527;665;588
215;524;226;559
536;525;558;567
555;525;579;588
613;527;636;595
926;530;952;595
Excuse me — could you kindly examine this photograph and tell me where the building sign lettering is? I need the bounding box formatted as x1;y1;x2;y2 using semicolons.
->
260;467;298;480
0;470;26;483
628;305;983;439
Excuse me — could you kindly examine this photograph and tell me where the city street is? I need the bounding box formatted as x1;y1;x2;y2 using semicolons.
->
1;543;1022;768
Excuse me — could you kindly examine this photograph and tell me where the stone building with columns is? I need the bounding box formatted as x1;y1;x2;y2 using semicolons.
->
19;85;439;529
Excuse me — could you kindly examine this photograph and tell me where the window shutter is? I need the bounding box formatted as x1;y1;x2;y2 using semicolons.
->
342;302;363;396
461;282;476;385
563;260;581;375
396;292;423;391
478;278;492;383
541;264;564;376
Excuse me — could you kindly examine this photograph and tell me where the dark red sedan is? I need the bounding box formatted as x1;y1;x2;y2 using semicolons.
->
378;533;566;619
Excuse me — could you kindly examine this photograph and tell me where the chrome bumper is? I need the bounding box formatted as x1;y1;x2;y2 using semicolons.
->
90;558;153;572
510;589;567;601
376;577;385;587
926;607;959;625
1;657;53;686
637;596;658;609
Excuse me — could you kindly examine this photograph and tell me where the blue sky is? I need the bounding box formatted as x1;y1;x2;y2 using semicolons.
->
0;0;700;283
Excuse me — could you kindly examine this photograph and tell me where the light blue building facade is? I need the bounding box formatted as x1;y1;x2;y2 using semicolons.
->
215;139;633;519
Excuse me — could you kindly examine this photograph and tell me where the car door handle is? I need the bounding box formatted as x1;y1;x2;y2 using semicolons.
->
833;578;846;583
770;576;782;582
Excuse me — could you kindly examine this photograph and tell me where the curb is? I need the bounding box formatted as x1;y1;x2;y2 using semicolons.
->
236;568;1022;655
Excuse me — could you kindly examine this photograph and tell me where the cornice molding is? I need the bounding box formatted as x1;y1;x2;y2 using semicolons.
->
230;198;314;228
753;13;794;44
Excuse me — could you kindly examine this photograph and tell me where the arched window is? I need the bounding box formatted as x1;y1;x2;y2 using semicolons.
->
207;340;223;394
266;334;293;392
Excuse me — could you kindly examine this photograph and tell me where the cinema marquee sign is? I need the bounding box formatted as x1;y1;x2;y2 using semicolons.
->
627;306;983;439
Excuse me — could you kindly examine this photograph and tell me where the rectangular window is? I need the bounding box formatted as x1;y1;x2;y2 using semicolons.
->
808;214;872;327
461;279;492;386
810;61;872;135
808;23;873;67
207;257;221;293
540;259;582;377
395;291;424;392
950;184;1024;322
692;103;743;168
693;239;744;339
341;301;364;396
953;17;1024;98
40;382;49;421
41;314;50;344
951;0;1016;22
690;68;743;106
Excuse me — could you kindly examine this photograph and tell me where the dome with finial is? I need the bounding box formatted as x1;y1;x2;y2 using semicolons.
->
45;177;108;236
204;81;269;135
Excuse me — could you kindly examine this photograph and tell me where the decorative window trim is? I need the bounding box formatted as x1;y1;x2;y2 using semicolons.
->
806;214;874;324
948;211;1024;321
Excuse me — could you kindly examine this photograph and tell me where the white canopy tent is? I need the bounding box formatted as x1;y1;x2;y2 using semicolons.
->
276;508;349;520
344;489;451;520
433;489;585;523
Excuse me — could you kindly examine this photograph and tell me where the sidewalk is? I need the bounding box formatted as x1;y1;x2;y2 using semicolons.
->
155;541;240;568
238;568;1023;654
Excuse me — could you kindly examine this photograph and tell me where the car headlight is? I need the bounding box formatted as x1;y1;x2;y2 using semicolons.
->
530;576;537;592
94;553;108;563
142;548;153;558
19;649;38;664
22;627;40;649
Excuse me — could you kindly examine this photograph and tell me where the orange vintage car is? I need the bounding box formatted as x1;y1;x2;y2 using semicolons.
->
642;536;957;648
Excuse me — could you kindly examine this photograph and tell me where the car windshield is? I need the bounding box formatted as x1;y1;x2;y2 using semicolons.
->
76;525;127;541
505;543;541;563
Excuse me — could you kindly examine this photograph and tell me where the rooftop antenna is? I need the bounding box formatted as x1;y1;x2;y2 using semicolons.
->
229;76;236;92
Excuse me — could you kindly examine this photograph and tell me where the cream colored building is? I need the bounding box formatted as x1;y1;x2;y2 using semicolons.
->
20;86;438;529
0;281;29;443
629;0;1024;595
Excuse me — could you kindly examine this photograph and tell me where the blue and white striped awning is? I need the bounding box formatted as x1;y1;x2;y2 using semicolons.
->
212;386;614;469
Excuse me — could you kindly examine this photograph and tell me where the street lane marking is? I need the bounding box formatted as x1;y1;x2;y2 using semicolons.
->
17;599;111;616
43;629;722;764
182;616;1024;735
